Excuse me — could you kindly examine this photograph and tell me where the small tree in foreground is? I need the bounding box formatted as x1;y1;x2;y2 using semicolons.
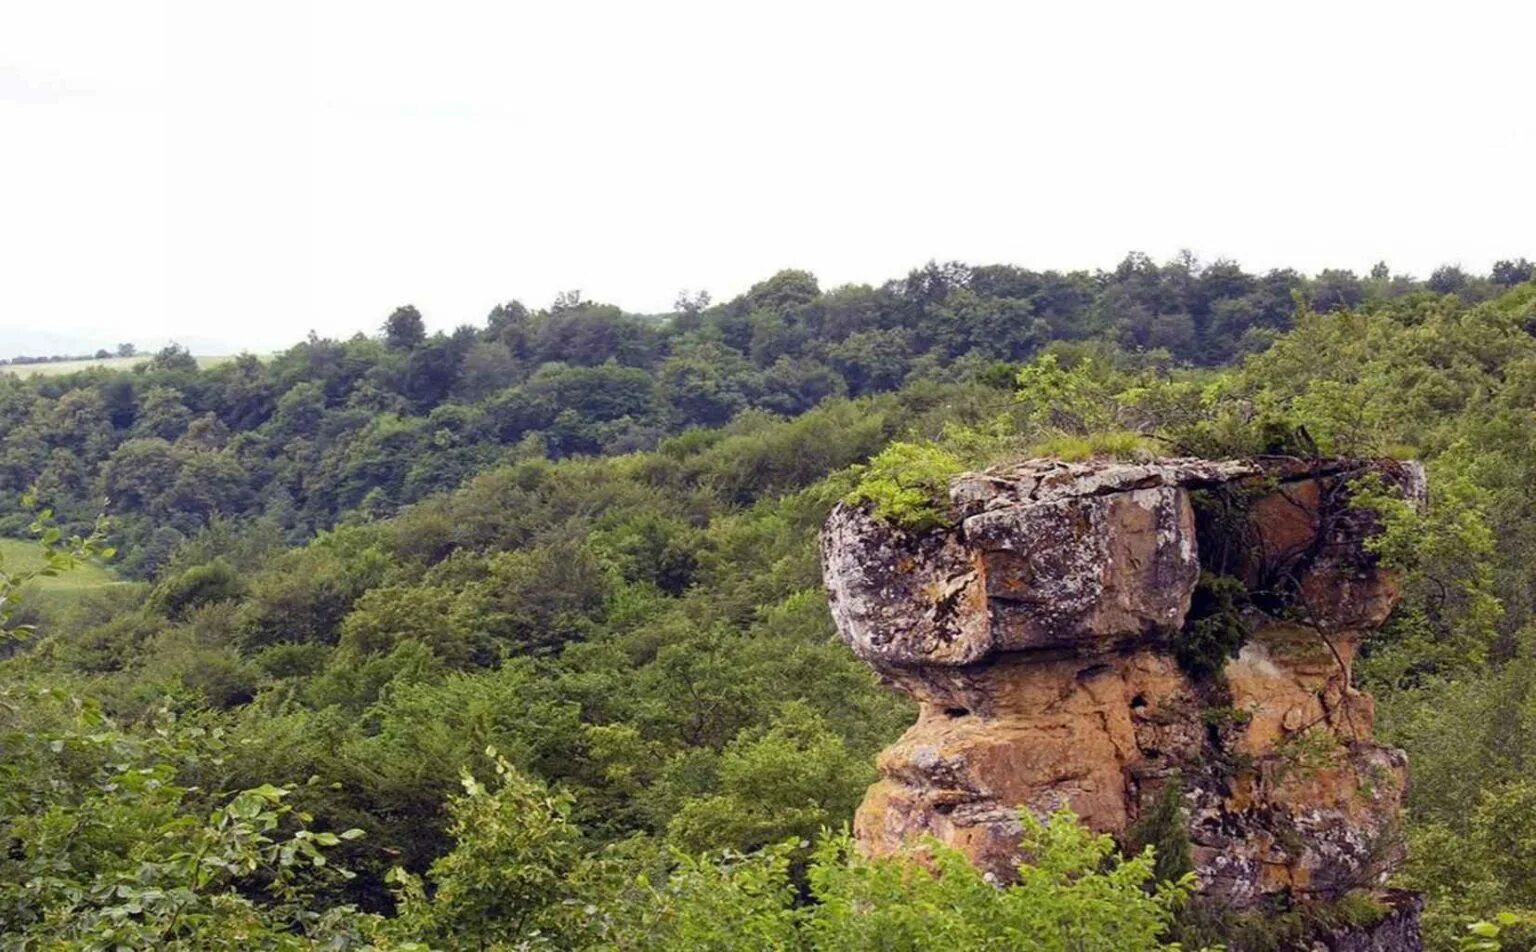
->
587;809;1195;951
804;810;1193;952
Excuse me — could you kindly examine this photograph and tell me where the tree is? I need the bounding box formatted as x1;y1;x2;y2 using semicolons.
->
532;302;653;367
1429;264;1470;295
674;289;712;332
150;558;245;619
339;582;476;664
486;300;531;335
901;260;970;309
826;328;914;396
147;343;199;373
455;341;519;401
133;386;194;441
115;342;137;358
803;811;1191;951
389;751;581;949
237;535;390;648
1148;312;1197;354
659;342;757;427
270;380;327;439
667;702;875;855
1310;269;1365;311
165;451;254;524
527;362;658;426
746;269;821;316
0;696;368;949
101;438;182;514
398;335;463;409
1492;258;1535;287
757;357;846;416
384;305;427;350
450;541;611;653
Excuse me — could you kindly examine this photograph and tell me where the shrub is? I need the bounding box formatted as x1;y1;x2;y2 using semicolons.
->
151;558;245;619
844;441;963;531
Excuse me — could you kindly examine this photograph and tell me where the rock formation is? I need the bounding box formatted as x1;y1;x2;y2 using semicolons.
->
821;456;1426;950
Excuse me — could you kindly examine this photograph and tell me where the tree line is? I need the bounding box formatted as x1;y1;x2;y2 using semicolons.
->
2;254;1530;577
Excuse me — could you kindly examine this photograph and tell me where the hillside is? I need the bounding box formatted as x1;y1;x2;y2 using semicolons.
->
0;353;246;378
0;256;1525;579
2;261;1536;949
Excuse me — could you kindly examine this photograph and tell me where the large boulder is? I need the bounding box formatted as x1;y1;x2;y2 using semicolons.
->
822;455;1425;949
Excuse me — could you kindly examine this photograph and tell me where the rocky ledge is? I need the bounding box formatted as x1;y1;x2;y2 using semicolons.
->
821;456;1426;951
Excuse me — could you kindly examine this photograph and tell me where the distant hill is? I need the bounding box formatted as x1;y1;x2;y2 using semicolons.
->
0;354;245;377
0;327;237;362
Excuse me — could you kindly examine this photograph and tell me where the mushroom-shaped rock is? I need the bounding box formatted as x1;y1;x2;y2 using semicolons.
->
821;455;1426;949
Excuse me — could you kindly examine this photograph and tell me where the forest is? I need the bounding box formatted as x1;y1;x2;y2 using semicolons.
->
3;254;1536;950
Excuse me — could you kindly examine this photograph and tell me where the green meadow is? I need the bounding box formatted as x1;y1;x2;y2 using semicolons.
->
0;537;122;608
0;355;246;377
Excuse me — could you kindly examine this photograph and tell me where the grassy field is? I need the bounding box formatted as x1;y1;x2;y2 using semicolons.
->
0;538;124;614
1;355;246;377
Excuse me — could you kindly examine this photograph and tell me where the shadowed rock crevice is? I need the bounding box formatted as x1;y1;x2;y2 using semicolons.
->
821;455;1426;951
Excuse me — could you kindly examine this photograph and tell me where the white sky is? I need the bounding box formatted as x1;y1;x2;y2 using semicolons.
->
2;1;1533;352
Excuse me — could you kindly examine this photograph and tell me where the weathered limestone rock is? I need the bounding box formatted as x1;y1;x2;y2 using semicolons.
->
822;456;1425;950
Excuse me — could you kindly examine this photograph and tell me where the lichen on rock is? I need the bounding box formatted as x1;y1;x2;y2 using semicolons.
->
820;455;1426;950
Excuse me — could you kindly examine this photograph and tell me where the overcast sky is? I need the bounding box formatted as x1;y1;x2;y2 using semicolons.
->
3;1;1533;353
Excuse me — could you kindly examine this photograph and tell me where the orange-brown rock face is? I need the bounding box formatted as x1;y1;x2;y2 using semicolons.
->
821;456;1425;940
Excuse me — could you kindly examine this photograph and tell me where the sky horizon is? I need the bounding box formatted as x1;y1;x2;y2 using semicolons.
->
4;1;1533;354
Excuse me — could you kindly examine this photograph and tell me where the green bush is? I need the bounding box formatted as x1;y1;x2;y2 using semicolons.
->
151;557;245;619
1175;572;1252;679
844;441;964;531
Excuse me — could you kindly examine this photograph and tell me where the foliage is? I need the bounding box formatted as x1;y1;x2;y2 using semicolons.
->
1352;459;1503;680
1174;891;1391;952
1460;912;1530;951
1127;778;1195;887
1014;353;1122;433
0;255;1502;564
152;558;245;619
844;441;964;530
0;690;378;950
5;268;1536;947
0;499;113;640
582;809;1194;951
802;810;1193;951
388;749;580;949
666;701;875;856
1174;573;1251;679
1026;429;1151;461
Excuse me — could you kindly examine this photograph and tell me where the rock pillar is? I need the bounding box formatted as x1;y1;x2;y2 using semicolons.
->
821;456;1425;949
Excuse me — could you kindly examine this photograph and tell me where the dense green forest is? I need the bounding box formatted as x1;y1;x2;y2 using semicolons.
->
4;255;1536;949
5;254;1529;574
